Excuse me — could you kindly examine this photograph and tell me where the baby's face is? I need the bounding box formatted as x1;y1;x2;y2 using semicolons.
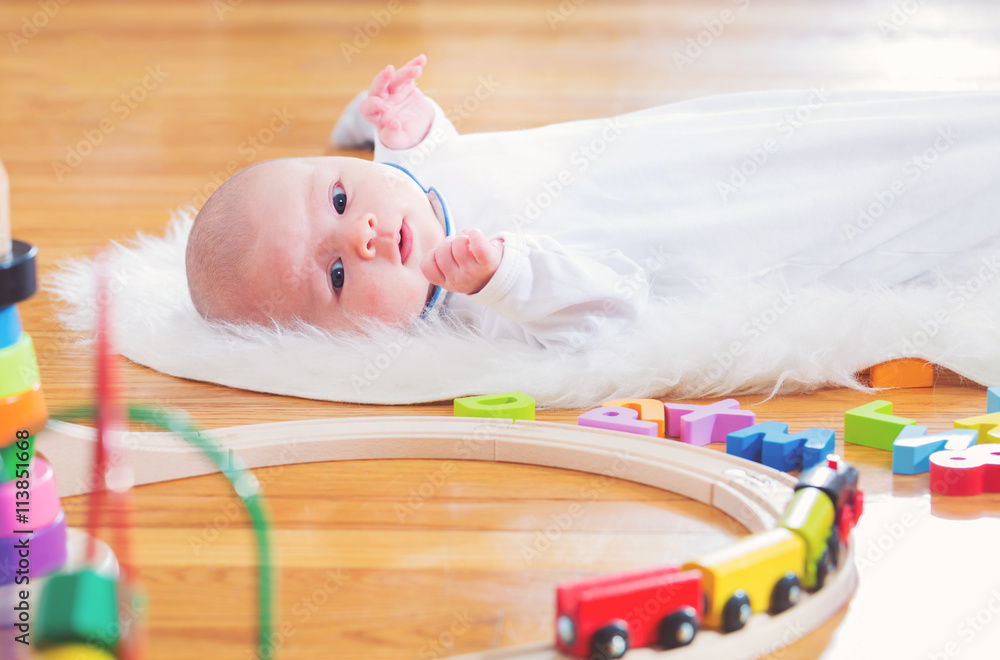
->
235;157;446;330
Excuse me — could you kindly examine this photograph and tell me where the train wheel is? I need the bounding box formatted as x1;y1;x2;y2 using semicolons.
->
770;572;802;614
658;607;698;649
721;590;752;632
591;622;630;659
812;549;834;592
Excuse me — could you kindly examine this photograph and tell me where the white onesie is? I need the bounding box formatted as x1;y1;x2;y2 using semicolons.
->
366;89;1000;350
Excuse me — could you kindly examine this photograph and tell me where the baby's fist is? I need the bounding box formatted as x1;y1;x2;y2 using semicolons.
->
421;230;503;295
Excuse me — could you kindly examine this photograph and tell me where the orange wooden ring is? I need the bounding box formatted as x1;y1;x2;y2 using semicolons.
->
0;381;48;446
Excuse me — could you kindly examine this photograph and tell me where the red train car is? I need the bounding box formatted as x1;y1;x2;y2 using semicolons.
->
555;566;703;659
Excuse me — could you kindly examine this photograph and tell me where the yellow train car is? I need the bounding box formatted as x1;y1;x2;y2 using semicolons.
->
682;527;805;632
779;486;836;591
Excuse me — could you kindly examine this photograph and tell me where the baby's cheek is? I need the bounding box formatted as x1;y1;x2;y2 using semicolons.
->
368;279;427;324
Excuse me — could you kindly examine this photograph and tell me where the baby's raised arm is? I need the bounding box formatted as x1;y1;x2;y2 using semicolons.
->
358;55;435;151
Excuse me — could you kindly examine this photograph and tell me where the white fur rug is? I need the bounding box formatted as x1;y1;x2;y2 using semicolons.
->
47;211;999;408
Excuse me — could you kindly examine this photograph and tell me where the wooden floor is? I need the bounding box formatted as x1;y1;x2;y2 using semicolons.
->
4;1;1000;658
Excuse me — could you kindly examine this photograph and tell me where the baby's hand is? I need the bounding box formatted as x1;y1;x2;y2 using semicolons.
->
358;55;434;151
421;230;504;295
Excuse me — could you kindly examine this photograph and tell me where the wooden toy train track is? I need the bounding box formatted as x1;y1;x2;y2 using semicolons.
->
35;415;859;660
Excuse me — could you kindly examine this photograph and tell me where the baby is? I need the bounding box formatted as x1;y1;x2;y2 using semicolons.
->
187;55;1000;350
187;56;507;335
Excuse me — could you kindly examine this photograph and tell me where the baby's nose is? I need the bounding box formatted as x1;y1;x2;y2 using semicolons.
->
352;213;377;260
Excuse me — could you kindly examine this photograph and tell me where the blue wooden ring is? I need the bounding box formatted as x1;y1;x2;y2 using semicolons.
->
0;305;21;350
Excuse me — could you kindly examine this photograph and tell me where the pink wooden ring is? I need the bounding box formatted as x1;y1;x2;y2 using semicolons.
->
0;458;62;536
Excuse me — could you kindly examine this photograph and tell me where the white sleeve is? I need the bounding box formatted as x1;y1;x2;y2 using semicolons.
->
463;232;650;350
374;99;459;169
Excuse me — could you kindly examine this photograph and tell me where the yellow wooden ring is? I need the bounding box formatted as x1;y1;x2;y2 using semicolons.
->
0;380;48;447
37;644;117;660
0;332;40;400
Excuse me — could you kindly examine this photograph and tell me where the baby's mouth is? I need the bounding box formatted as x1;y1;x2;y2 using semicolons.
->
398;220;413;264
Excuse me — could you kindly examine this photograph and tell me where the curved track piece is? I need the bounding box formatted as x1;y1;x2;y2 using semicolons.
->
34;415;858;659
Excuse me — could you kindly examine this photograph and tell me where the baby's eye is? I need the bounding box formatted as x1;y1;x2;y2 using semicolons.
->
332;184;347;215
331;258;345;292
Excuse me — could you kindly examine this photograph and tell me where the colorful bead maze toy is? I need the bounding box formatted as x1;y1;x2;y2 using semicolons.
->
7;250;275;660
0;165;118;658
0;167;120;656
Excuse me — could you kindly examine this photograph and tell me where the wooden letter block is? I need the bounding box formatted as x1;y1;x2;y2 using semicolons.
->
844;400;916;451
988;387;999;414
953;412;1000;444
578;406;659;437
664;399;755;446
454;391;535;421
727;423;835;472
603;398;665;437
726;421;788;463
800;428;837;471
929;444;1000;496
892;426;978;475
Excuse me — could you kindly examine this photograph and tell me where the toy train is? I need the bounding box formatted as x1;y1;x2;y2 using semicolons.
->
555;455;863;659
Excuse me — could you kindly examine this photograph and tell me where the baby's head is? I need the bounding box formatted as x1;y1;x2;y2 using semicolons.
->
186;157;447;332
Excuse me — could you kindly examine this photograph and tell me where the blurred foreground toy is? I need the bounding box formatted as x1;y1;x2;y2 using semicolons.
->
1;160;85;659
19;252;277;660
